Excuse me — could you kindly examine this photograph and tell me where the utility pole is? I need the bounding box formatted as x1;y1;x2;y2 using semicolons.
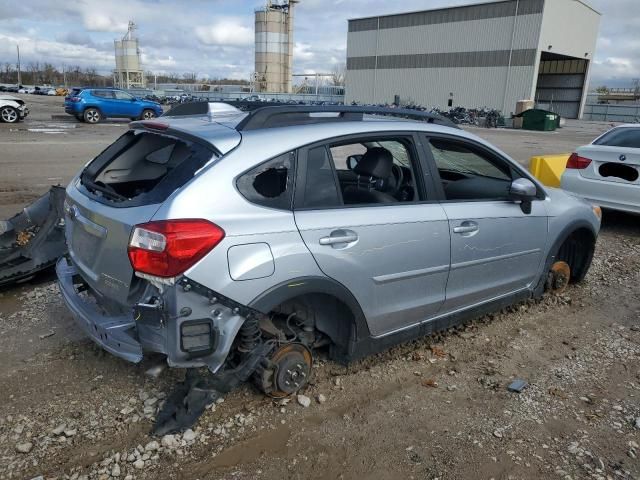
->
16;44;21;85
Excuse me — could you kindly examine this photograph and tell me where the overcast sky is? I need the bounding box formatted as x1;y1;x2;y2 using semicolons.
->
0;0;637;87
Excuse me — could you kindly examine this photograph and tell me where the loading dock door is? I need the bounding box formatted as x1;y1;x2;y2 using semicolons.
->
535;54;588;119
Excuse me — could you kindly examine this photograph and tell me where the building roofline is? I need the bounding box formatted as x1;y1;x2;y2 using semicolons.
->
573;0;601;16
347;0;601;22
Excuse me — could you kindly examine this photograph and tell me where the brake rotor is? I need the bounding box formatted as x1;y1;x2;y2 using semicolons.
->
259;343;313;398
548;261;571;294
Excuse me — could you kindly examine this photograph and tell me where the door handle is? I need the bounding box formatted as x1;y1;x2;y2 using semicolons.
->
453;221;479;235
319;232;358;245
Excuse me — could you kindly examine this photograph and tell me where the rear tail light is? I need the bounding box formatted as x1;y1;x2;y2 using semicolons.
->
65;96;81;102
566;153;592;169
128;219;225;278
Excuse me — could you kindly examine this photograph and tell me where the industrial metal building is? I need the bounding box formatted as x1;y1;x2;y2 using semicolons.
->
345;0;600;118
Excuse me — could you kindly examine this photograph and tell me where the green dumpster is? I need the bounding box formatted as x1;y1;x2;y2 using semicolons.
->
517;109;559;131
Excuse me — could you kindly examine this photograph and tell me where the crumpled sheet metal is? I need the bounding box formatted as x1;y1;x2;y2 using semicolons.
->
0;186;67;287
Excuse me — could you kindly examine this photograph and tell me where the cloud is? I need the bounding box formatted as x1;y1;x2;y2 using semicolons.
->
0;33;113;68
195;21;253;47
294;42;314;61
56;31;95;47
83;13;129;33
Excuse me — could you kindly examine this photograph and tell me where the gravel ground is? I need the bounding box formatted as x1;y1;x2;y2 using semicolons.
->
0;95;638;480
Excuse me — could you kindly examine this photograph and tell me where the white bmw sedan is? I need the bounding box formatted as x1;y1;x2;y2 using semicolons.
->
561;124;640;214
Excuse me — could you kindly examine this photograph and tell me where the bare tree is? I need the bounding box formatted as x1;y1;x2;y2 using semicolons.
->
182;72;197;82
28;62;40;84
329;63;346;87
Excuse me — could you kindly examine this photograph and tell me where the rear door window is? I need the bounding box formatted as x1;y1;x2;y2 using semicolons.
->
594;128;640;148
299;146;342;208
296;135;423;209
114;90;134;100
93;90;114;99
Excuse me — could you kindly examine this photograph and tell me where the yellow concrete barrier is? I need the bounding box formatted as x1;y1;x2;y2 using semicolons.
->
529;153;570;187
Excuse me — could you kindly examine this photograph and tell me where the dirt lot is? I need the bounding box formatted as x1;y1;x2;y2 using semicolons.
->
1;95;639;480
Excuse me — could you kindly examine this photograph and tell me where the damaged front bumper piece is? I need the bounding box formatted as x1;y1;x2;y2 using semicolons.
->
0;186;66;287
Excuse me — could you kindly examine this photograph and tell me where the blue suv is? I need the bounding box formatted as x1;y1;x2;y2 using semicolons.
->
64;88;163;123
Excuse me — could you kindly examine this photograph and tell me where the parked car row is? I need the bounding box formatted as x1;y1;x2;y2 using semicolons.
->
0;85;59;95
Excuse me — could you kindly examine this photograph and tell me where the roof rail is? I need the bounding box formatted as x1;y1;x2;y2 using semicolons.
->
235;105;459;131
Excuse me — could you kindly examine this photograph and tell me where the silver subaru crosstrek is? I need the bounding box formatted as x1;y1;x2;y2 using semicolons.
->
57;104;600;398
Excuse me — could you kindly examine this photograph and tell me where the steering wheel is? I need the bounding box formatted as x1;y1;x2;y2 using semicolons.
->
386;164;404;195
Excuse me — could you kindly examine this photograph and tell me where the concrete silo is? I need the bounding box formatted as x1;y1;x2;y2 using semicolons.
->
114;21;145;89
254;1;298;93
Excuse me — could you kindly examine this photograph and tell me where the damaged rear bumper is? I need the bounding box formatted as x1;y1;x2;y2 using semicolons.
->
56;257;143;363
57;258;249;372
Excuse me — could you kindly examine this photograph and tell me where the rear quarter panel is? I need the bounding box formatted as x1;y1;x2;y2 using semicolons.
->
151;145;325;306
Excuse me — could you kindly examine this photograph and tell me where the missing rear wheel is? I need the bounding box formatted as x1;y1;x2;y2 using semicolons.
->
256;343;313;398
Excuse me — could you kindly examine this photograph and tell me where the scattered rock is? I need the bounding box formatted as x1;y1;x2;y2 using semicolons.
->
316;394;327;404
144;440;159;452
16;442;33;453
111;463;121;477
52;424;66;436
133;459;145;469
161;434;178;449
297;394;311;408
182;429;197;442
493;430;503;439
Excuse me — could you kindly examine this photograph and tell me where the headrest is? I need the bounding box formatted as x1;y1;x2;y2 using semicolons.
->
354;147;393;179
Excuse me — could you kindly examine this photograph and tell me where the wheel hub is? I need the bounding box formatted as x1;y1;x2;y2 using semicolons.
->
548;261;571;294
2;108;17;122
258;343;313;398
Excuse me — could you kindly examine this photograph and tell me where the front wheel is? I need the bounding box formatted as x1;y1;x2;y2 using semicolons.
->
141;109;157;120
83;108;101;124
0;106;19;123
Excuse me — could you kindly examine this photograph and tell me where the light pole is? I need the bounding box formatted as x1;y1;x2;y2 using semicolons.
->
16;44;21;86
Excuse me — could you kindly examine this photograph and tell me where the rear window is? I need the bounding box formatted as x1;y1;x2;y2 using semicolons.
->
80;131;216;207
594;128;640;148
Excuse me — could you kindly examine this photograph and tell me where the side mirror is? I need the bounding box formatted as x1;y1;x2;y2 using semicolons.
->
346;154;363;170
509;178;537;214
